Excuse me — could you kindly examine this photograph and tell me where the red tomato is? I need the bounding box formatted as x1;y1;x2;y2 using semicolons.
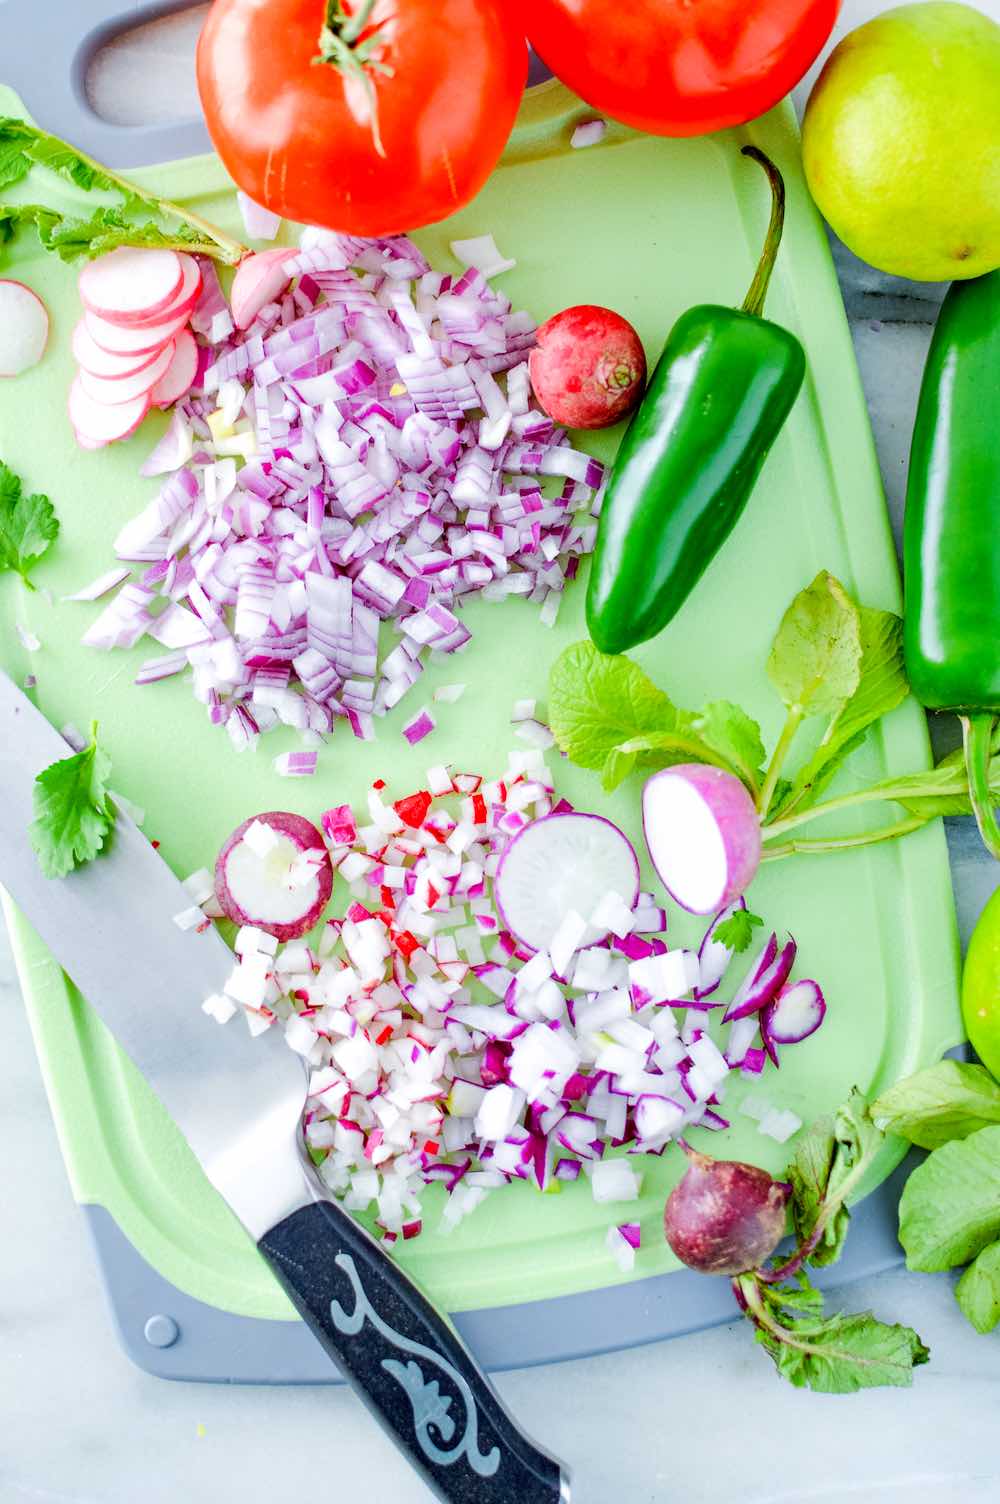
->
526;0;839;136
196;0;527;235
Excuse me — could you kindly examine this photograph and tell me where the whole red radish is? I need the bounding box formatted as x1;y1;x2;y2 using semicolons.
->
529;304;646;430
664;1144;789;1274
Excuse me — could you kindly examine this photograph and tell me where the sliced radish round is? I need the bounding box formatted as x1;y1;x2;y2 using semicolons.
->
85;304;190;356
494;811;640;953
151;328;198;407
231;248;296;330
0;280;49;376
78;341;176;406
762;980;826;1045
216;811;333;941
642;765;761;915
69;375;149;445
72;319;164;381
127;253;201;329
79;247;183;326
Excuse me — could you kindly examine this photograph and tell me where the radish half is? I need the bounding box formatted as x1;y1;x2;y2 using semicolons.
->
642;764;761;915
78;340;175;406
85;305;190;356
0;280;49;376
79;247;183;326
231;249;297;330
151;328;198;406
493;811;640;953
215;811;333;941
69;376;149;444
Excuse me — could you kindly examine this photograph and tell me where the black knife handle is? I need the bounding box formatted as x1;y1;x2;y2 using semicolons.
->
258;1198;569;1504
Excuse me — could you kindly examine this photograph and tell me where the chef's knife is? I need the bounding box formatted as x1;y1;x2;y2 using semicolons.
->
0;671;569;1504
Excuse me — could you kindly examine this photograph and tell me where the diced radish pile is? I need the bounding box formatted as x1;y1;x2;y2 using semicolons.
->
186;733;826;1246
70;248;202;448
76;229;604;748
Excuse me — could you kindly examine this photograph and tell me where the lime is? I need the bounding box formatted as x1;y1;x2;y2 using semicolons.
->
962;886;1000;1081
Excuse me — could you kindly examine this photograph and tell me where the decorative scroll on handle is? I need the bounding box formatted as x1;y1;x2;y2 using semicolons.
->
330;1251;501;1477
257;1196;568;1504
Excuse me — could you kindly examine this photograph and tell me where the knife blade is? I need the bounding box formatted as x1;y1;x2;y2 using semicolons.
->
0;672;570;1504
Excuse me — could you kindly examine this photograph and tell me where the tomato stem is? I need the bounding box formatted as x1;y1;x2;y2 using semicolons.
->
315;0;395;159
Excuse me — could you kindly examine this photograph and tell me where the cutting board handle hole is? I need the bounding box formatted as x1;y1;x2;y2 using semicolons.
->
83;3;207;128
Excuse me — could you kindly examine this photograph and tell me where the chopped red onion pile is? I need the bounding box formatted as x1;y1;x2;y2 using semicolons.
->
78;231;605;751
190;734;825;1254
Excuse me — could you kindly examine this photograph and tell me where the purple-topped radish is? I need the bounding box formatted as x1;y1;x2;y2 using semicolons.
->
642;764;761;915
664;1145;789;1275
493;810;639;953
215;811;332;941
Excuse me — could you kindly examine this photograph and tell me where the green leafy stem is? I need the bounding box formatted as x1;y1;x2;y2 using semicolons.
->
0;117;247;264
550;570;998;865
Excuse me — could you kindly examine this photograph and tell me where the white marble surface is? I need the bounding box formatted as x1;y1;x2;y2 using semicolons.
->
4;3;1000;1501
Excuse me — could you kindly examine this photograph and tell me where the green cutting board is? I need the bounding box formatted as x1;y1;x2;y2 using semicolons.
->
0;80;962;1321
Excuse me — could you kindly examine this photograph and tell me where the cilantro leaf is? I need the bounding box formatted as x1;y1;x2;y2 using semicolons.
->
899;1124;1000;1271
691;700;766;795
713;907;763;953
30;723;116;879
779;605;907;812
754;1306;929;1393
955;1240;1000;1334
767;571;863;718
872;1061;1000;1150
0;461;59;587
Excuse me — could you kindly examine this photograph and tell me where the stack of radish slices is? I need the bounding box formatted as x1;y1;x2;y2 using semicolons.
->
70;248;203;449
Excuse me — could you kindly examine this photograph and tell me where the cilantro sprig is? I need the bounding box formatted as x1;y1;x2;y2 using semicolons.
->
30;722;116;878
0;460;58;587
731;1090;929;1392
550;569;1000;865
0;117;246;264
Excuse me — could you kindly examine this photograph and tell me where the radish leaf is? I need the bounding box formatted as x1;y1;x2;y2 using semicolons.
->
899;1125;1000;1271
692;700;766;794
752;1302;929;1393
549;641;693;772
767;571;862;718
872;1061;1000;1149
955;1241;1000;1334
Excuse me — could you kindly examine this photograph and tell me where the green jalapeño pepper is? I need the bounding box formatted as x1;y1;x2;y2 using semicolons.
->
903;268;1000;857
586;148;805;655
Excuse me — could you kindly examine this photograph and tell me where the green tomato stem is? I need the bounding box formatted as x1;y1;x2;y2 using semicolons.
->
757;704;802;817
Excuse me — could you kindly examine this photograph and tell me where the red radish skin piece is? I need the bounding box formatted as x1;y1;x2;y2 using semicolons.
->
0;280;49;376
79;247;183;326
122;254;202;330
529;305;646;430
493;810;640;953
763;980;826;1045
78;340;176;407
84;304;190;357
72;319;164;381
642;764;762;915
215;811;333;942
231;248;297;330
151;328;199;407
69;376;149;445
664;1146;790;1275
